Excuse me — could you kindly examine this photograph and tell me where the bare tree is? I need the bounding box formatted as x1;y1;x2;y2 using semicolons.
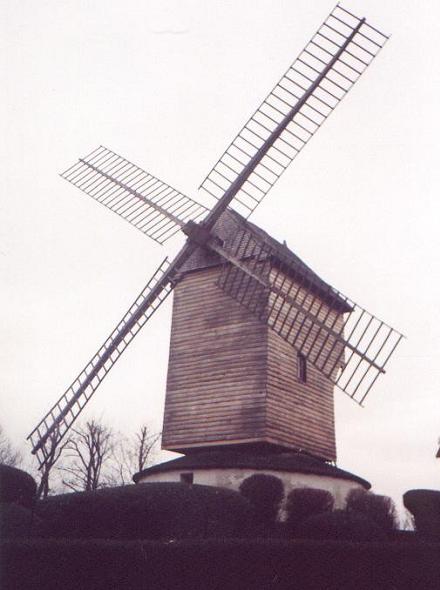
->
61;419;114;492
35;427;69;499
0;424;22;467
108;424;160;486
134;425;160;473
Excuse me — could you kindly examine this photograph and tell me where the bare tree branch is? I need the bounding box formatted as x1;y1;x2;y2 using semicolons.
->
107;424;160;486
60;419;114;492
35;426;69;499
136;426;160;473
0;424;22;467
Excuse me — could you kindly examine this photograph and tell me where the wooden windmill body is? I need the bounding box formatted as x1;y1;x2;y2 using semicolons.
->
163;210;346;462
28;5;403;500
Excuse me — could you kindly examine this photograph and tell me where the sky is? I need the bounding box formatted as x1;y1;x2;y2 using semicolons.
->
1;0;439;510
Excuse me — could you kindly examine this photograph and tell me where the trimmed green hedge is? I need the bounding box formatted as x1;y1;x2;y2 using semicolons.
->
0;503;42;538
1;537;439;590
239;473;284;529
285;487;334;531
346;489;397;533
295;509;387;542
0;465;36;507
35;483;252;539
404;489;440;539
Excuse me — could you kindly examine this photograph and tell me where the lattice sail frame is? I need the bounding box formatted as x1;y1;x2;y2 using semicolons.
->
29;5;399;466
217;224;403;404
200;3;388;218
61;146;207;244
28;258;173;466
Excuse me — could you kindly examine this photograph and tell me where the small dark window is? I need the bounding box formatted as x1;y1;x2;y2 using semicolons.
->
180;472;194;485
297;353;307;383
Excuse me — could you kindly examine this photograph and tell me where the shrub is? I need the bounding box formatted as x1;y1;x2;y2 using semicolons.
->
0;503;45;538
404;489;440;539
35;482;252;539
285;487;334;532
346;489;397;533
239;474;284;528
0;465;36;508
295;509;387;542
3;537;440;590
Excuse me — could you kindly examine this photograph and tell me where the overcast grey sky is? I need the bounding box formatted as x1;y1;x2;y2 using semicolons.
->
1;0;439;507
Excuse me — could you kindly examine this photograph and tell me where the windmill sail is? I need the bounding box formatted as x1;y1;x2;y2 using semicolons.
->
216;224;403;404
61;146;207;244
28;5;400;468
28;257;173;466
199;4;388;218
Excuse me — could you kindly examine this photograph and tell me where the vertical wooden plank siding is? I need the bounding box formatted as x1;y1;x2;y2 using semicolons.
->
265;269;341;460
162;266;269;451
162;264;342;461
266;328;337;461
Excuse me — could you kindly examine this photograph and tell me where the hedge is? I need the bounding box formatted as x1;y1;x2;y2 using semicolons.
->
346;489;397;533
0;503;43;538
285;487;334;531
404;489;440;539
295;509;387;542
239;474;284;526
0;465;36;507
1;537;439;590
35;483;252;539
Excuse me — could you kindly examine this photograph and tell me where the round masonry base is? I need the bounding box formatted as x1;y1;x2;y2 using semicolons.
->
134;450;370;516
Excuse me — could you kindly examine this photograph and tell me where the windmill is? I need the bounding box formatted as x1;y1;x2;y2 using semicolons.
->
28;4;403;473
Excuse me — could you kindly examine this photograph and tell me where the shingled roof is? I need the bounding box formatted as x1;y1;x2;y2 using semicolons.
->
182;209;352;313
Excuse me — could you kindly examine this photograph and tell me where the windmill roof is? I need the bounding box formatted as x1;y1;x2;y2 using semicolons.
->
133;450;370;488
232;210;313;272
234;211;324;279
182;209;351;313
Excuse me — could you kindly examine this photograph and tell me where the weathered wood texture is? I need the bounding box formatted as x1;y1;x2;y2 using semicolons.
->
162;264;339;461
268;268;345;379
162;266;268;449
